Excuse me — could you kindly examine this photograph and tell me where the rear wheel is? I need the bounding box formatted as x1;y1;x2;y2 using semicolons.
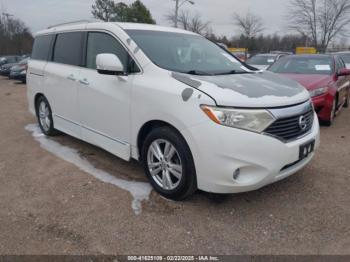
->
35;96;58;136
141;126;197;200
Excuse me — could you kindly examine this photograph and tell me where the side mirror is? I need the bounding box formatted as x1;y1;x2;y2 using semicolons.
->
337;68;350;77
96;53;125;75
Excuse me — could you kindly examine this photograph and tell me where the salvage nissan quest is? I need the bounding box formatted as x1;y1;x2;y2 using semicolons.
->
27;22;320;200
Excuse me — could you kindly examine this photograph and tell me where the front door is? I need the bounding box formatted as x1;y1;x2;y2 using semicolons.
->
78;32;139;161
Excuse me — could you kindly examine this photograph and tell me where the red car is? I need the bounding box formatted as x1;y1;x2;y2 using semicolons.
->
268;54;350;125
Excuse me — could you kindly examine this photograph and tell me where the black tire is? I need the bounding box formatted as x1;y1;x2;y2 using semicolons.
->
344;89;350;108
141;126;197;200
35;96;59;136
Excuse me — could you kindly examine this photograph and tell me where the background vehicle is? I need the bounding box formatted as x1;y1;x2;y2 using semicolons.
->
246;53;289;70
27;22;319;200
230;51;247;62
9;58;29;83
268;54;350;126
228;48;249;62
0;56;21;67
334;52;350;69
0;60;20;77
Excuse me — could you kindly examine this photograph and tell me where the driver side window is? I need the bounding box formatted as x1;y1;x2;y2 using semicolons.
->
86;32;140;73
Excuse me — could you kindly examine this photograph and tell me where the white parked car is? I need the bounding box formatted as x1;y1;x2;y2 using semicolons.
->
27;22;320;200
246;53;289;70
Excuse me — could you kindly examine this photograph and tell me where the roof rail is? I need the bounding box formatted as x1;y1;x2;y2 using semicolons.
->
47;20;92;29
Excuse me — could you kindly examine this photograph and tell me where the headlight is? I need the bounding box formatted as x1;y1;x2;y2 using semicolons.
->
309;87;328;98
201;105;275;133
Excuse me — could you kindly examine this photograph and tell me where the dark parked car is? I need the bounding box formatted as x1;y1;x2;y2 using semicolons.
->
0;56;21;67
0;61;20;77
268;54;350;126
9;58;29;83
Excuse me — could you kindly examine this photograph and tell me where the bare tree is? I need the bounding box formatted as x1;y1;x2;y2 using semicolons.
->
232;11;264;38
287;0;350;51
166;10;210;35
189;13;211;35
91;0;117;22
166;9;190;29
0;11;33;55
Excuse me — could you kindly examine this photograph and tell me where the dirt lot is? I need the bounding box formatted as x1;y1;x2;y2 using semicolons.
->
0;76;349;255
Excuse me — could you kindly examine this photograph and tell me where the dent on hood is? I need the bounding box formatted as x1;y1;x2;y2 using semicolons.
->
171;71;305;99
192;72;304;98
171;71;309;107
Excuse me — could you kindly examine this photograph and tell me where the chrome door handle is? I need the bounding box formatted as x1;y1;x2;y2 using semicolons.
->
79;78;90;85
67;74;76;81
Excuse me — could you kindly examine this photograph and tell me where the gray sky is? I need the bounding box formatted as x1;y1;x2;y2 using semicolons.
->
1;0;288;37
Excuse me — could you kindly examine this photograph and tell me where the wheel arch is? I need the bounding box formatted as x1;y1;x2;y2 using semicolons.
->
34;93;45;114
34;93;45;106
136;120;188;161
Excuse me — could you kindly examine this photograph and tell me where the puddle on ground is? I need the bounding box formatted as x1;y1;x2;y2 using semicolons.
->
25;124;153;215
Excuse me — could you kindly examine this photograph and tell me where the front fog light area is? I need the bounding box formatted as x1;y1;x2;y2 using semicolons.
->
201;105;276;133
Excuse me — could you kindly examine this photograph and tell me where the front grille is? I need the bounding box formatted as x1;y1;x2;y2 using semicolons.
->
264;110;314;141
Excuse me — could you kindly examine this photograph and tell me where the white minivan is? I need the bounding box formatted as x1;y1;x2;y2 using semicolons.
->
27;22;320;200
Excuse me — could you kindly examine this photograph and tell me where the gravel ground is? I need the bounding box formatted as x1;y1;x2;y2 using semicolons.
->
0;76;349;255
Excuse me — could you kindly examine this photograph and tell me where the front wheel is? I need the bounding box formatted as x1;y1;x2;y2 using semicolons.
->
141;127;197;200
344;89;350;108
323;97;336;126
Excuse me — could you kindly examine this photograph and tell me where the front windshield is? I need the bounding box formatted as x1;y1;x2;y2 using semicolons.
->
247;55;277;65
268;56;333;75
126;30;249;75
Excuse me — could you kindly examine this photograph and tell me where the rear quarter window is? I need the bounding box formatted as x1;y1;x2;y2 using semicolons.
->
32;35;54;61
53;32;84;66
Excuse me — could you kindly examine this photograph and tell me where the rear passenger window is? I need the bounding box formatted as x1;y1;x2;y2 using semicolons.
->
53;32;83;66
86;32;139;73
32;35;54;61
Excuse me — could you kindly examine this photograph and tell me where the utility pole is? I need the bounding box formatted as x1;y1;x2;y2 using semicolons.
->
173;0;194;28
2;12;13;22
2;12;14;35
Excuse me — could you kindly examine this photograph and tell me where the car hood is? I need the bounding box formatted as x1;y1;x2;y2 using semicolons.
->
278;73;332;91
172;71;310;108
11;64;26;72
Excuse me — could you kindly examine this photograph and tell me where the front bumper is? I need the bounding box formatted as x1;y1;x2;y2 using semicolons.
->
9;71;26;81
182;113;320;194
312;94;333;121
0;69;10;76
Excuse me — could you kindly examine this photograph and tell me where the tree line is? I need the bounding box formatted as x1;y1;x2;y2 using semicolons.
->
0;12;33;56
91;0;155;24
1;0;350;56
91;0;350;53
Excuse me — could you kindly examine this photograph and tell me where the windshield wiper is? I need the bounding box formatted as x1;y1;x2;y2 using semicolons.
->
184;70;212;76
215;70;254;75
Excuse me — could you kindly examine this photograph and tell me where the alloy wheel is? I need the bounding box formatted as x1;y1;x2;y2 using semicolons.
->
147;139;183;190
38;101;51;132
